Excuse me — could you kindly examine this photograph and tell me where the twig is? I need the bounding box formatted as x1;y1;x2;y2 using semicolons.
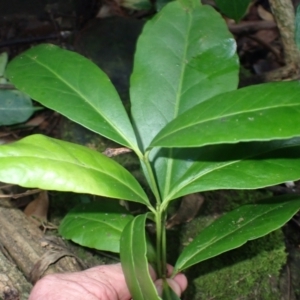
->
247;35;283;64
0;32;72;48
266;0;300;80
0;183;14;189
102;147;132;157
291;217;300;228
229;20;277;35
0;188;42;199
0;84;15;89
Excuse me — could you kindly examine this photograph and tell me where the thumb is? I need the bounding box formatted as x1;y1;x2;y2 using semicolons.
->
154;278;184;297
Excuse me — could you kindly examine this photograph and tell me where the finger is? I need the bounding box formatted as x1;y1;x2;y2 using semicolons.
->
154;279;164;296
166;264;188;293
173;273;188;293
166;278;182;297
84;264;132;299
154;277;186;297
148;264;157;281
166;264;174;277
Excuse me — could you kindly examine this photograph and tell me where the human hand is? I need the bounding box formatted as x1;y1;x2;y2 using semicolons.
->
28;263;187;300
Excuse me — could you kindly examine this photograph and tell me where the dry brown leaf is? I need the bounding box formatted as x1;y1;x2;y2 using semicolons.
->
166;193;204;229
254;28;278;44
257;5;274;22
102;147;131;157
24;191;49;227
24;115;47;127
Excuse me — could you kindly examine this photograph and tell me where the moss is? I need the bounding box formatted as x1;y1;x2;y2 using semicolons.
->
202;189;273;215
183;231;286;299
179;190;286;299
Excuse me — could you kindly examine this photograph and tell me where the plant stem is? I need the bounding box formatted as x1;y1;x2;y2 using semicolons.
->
161;209;167;277
155;207;168;279
156;210;163;278
143;150;169;278
144;151;161;206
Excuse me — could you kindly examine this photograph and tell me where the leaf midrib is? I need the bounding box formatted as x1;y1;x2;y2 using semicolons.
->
1;155;145;200
24;53;136;149
130;218;144;298
177;203;288;270
72;215;127;232
163;13;193;199
156;102;300;143
166;141;300;201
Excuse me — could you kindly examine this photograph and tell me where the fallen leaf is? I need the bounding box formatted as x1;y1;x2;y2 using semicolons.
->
102;147;131;157
257;5;274;22
24;191;49;227
166;193;204;229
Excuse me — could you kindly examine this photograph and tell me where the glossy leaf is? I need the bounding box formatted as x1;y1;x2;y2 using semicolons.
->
130;0;238;200
161;138;300;202
120;213;161;300
0;134;150;205
162;282;181;300
150;81;300;149
215;0;251;22
131;1;238;150
175;195;300;272
6;44;139;151
59;201;134;252
0;90;37;125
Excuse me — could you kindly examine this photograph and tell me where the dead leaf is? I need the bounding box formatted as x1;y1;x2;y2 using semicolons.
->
102;147;131;157
0;188;41;199
24;191;49;227
24;115;47;127
257;5;274;22
254;28;278;45
96;4;115;18
166;193;204;229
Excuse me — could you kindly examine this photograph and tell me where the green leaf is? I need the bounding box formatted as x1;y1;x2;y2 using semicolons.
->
0;134;150;205
59;201;134;252
130;0;238;199
178;0;198;10
131;2;238;150
175;194;300;272
215;0;251;22
6;44;139;151
120;213;161;300
151;81;300;149
161;138;300;202
0;89;37;125
162;282;181;300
